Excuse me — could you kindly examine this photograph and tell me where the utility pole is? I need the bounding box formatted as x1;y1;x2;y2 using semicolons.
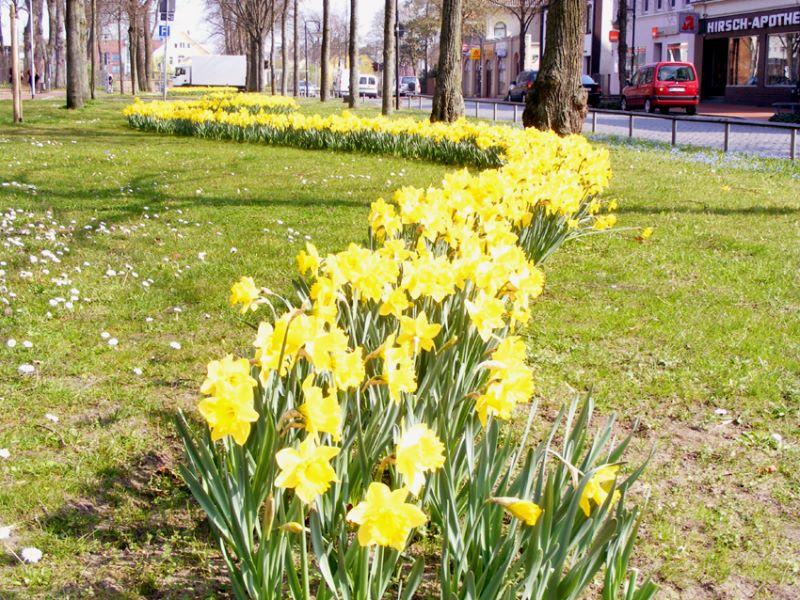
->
11;4;23;121
27;0;35;98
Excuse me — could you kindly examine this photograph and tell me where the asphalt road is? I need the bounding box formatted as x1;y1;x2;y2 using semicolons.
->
390;96;798;160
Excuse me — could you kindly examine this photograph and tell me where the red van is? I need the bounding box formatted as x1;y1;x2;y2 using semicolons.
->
621;62;699;115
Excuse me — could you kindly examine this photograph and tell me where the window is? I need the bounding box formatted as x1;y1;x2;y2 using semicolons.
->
766;33;800;86
728;36;759;86
498;57;507;92
643;67;654;84
493;21;507;39
586;3;593;33
656;0;662;10
666;42;688;62
657;64;695;81
669;0;675;8
643;0;649;12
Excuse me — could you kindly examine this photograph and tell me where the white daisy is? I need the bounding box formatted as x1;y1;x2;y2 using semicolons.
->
20;547;42;563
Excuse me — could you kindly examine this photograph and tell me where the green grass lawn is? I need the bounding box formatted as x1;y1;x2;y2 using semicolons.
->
0;95;798;599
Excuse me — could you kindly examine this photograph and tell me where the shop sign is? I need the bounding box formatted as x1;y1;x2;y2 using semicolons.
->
678;12;699;34
469;48;481;60
702;8;800;34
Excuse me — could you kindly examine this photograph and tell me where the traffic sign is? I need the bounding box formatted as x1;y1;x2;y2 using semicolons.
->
159;0;176;21
158;24;171;39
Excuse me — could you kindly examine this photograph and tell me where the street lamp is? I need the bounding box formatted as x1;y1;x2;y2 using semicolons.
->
304;19;321;96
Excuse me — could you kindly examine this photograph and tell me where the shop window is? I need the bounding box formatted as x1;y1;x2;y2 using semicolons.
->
666;43;687;62
728;36;759;86
498;57;507;92
766;33;800;87
493;22;507;39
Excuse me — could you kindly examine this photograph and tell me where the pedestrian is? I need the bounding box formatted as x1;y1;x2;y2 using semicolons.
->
106;74;113;94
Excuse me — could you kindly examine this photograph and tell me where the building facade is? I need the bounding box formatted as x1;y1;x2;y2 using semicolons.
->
615;0;800;104
461;11;540;98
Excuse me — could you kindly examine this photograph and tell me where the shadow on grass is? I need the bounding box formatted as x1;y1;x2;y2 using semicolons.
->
617;204;799;216
36;439;230;598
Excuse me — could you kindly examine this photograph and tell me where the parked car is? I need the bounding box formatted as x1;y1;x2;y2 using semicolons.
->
582;75;601;108
359;75;379;99
621;62;699;115
399;76;420;96
298;80;319;97
505;70;537;102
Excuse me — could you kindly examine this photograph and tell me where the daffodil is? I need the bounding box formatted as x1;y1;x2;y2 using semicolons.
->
579;465;621;517
197;355;259;445
298;375;342;441
395;424;446;495
382;337;417;403
346;483;427;551
396;313;442;354
275;437;340;504
229;276;260;314
491;497;543;526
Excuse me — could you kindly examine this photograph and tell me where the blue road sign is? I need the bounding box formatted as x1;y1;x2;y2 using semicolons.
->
158;25;171;39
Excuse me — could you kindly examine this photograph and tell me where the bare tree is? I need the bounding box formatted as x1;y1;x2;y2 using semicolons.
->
89;0;96;97
523;0;586;134
430;0;463;122
66;0;89;107
212;0;271;91
347;0;357;108
269;1;276;93
488;0;540;74
320;0;329;101
381;0;394;114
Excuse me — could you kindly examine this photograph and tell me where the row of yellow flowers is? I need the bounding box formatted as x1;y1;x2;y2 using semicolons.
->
148;94;653;599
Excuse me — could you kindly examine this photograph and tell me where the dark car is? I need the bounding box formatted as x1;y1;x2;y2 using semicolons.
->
582;75;601;107
505;70;537;102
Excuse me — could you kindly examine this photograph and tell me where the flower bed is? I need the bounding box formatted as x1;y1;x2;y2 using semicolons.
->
130;94;654;599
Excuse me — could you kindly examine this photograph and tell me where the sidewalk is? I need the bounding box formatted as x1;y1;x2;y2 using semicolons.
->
696;103;774;121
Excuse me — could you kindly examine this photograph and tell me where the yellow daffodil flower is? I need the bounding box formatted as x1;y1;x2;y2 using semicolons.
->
275;437;340;504
579;465;621;517
229;276;260;314
346;483;427;551
491;497;543;526
396;313;442;354
395;423;446;495
298;375;342;441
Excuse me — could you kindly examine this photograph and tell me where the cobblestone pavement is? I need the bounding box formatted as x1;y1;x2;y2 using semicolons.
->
396;96;798;160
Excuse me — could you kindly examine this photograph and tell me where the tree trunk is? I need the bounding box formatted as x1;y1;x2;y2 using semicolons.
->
292;0;299;96
128;20;138;95
135;18;146;92
320;0;329;101
430;0;463;122
381;0;394;115
281;0;288;95
518;16;526;73
279;0;287;94
55;0;66;87
89;0;96;98
142;5;153;92
269;8;276;94
11;3;23;121
46;0;57;88
347;0;358;108
65;0;88;108
118;9;125;94
617;0;628;95
523;0;587;135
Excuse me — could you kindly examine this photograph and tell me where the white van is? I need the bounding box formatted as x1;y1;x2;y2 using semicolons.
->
358;75;378;99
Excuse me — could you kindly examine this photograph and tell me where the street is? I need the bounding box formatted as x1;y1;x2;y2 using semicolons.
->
394;96;798;160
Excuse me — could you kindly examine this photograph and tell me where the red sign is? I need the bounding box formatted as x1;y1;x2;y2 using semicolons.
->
609;30;619;42
651;26;660;38
679;13;698;33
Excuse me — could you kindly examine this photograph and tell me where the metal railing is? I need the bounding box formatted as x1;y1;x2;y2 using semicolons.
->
400;94;800;160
